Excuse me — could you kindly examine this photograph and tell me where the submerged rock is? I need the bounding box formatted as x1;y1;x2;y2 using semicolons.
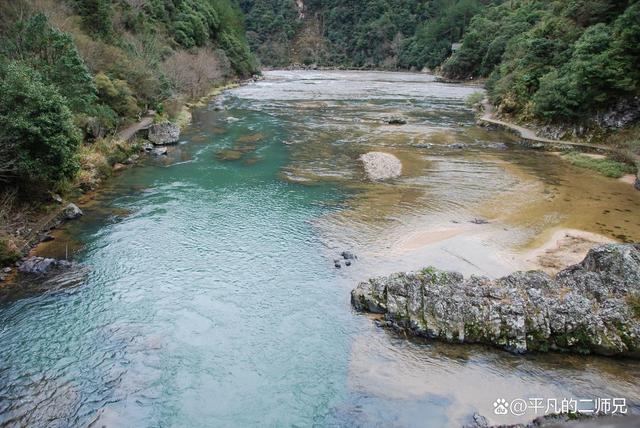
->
351;244;640;357
482;142;508;150
341;251;357;260
359;152;402;180
470;218;489;225
148;122;180;145
448;143;467;150
386;116;407;125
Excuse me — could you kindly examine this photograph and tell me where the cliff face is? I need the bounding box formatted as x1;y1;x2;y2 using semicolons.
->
352;244;640;358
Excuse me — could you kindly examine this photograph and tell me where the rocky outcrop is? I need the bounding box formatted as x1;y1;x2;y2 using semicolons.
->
18;257;75;275
351;244;640;357
359;152;402;180
148;122;180;145
63;203;83;220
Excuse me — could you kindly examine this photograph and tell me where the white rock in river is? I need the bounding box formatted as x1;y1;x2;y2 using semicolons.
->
359;152;402;180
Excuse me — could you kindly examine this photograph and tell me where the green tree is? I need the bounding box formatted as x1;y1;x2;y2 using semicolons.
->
2;13;96;113
0;61;81;187
77;0;113;39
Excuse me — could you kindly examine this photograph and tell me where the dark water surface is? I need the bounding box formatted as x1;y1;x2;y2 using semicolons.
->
1;71;638;427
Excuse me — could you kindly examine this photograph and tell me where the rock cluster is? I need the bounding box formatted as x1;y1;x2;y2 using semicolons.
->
18;257;75;275
359;152;402;180
351;244;640;357
386;116;407;125
148;122;180;145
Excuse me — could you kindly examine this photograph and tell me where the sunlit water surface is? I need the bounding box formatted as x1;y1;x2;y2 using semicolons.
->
1;71;639;427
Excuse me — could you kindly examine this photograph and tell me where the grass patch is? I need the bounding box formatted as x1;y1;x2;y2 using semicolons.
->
0;236;21;266
465;91;484;108
628;294;640;320
563;152;636;178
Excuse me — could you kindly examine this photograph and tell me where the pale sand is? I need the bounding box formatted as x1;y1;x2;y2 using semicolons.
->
619;173;637;185
394;226;470;251
523;228;616;274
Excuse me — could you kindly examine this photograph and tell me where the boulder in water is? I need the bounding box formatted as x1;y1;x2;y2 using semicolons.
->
18;257;75;275
63;203;83;220
359;152;402;181
148;122;180;145
386;116;407;125
341;251;357;260
351;244;640;357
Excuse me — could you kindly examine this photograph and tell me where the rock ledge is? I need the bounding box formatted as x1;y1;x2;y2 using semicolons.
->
351;244;640;357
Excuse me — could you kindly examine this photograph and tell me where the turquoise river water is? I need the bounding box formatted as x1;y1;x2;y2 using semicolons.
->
1;71;639;427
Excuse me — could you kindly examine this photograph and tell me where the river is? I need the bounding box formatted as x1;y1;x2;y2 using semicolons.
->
1;71;639;427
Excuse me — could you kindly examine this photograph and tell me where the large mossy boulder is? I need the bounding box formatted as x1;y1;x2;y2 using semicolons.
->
351;244;640;357
148;122;180;145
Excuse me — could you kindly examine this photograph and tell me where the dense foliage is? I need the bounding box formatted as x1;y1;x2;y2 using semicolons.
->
240;0;493;69
0;61;81;188
0;0;257;193
443;0;640;123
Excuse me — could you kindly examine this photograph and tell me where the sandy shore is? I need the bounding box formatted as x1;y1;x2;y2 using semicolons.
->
522;228;616;274
383;222;617;278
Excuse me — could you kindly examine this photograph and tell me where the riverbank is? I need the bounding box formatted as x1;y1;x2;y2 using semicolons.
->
477;100;640;189
0;77;254;275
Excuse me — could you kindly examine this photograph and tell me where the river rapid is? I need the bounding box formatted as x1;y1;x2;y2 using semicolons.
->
1;71;639;427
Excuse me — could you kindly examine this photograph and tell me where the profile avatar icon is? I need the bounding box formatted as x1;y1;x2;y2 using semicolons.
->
493;398;509;415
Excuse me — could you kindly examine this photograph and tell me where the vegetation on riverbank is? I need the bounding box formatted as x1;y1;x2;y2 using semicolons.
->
562;152;636;178
444;1;640;128
0;0;258;264
242;0;640;147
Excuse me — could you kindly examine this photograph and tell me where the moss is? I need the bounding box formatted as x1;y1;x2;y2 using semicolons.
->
627;294;640;320
525;319;551;352
555;327;592;354
562;152;636;178
420;266;437;277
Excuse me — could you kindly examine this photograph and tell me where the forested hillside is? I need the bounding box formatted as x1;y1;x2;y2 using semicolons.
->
242;0;639;135
0;0;257;264
240;0;496;69
0;0;256;192
443;0;640;126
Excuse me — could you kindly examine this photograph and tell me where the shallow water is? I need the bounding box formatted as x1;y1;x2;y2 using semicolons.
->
1;71;639;427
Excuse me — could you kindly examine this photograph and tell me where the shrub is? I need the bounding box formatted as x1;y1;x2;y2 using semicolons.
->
0;61;81;188
0;236;21;267
465;91;485;108
1;13;96;113
94;72;140;119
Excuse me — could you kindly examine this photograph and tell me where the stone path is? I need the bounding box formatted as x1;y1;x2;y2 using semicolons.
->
478;100;639;188
117;111;155;142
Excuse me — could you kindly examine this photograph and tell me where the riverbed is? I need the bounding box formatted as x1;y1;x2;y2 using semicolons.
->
1;70;639;427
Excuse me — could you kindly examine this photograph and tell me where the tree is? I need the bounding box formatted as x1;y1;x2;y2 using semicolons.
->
77;0;113;40
0;61;81;188
2;13;96;113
